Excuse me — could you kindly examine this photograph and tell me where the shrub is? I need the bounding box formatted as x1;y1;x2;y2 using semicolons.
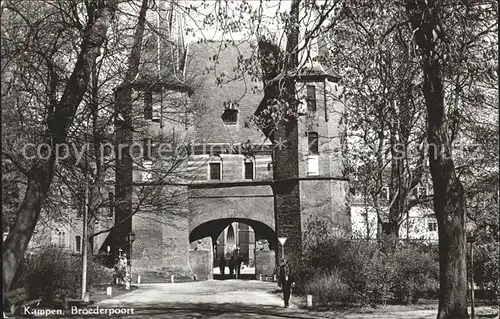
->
334;238;397;306
12;245;113;302
471;242;499;301
361;249;396;306
392;244;439;304
298;217;440;307
304;269;350;306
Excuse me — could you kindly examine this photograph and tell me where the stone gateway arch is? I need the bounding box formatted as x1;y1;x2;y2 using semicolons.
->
188;183;275;244
110;39;350;280
188;183;277;278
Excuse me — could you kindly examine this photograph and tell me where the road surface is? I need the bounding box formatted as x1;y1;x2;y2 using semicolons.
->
57;279;496;319
68;279;302;318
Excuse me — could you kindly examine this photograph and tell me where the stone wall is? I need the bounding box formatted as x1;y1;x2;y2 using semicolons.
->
132;212;191;275
255;250;276;278
188;243;213;280
188;184;274;235
186;154;273;183
132;185;191;275
273;180;302;263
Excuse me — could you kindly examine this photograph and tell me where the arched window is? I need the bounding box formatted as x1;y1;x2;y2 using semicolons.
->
226;225;235;244
222;101;238;125
59;231;66;246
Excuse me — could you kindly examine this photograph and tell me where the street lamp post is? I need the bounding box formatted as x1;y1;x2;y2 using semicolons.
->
467;234;476;318
127;232;136;283
81;115;90;301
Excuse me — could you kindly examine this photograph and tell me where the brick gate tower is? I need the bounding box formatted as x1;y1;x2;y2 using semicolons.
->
108;1;350;278
257;8;351;266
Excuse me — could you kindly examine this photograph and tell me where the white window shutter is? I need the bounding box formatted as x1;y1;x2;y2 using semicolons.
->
297;97;307;115
152;92;162;122
307;155;319;175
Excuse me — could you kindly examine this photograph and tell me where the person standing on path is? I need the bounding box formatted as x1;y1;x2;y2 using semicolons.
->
273;264;282;288
279;259;293;308
235;254;243;278
228;255;235;276
219;256;226;276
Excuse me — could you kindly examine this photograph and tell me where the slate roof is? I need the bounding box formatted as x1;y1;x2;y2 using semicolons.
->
184;40;269;145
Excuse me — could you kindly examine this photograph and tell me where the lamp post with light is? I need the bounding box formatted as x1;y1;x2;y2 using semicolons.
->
278;237;287;260
467;233;476;318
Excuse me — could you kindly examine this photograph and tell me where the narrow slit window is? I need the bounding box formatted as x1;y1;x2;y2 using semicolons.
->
244;162;254;180
75;236;81;253
308;132;319;155
306;85;316;112
143;138;152;159
108;192;114;218
59;232;66;246
144;90;153;120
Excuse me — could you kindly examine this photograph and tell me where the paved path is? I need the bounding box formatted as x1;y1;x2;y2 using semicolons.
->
61;280;497;319
65;279;301;318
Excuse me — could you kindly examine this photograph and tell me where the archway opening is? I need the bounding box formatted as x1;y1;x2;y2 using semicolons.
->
213;221;255;278
189;218;276;280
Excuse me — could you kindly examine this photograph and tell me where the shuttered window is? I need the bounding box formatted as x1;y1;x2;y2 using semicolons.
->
209;163;221;180
244;162;254;180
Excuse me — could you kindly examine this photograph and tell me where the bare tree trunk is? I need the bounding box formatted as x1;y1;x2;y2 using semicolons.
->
363;187;370;240
374;125;386;240
113;0;149;260
3;168;52;292
406;1;468;318
2;1;116;292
